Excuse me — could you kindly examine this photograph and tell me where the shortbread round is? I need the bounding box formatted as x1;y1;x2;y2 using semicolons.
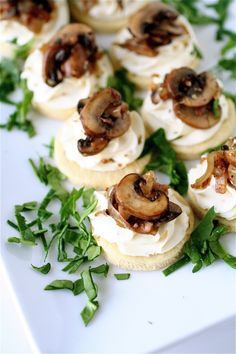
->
54;135;151;190
93;191;195;271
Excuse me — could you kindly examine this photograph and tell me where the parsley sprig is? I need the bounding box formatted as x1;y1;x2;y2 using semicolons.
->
107;68;143;111
0;40;35;137
6;155;113;326
163;207;236;276
142;128;188;195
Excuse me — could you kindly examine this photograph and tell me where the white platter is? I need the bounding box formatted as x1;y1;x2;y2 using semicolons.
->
1;5;236;353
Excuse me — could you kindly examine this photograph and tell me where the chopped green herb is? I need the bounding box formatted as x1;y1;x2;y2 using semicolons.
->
218;55;236;79
7;237;21;244
14;38;34;60
163;207;235;276
201;143;224;155
73;279;84;296
114;273;130;280
32;263;51;274
80;300;99;326
191;44;203;59
142;128;188;195
107;68;143;111
44;138;55;158
44;279;74;291
81;269;97;301
90;264;109;277
0;58;20;105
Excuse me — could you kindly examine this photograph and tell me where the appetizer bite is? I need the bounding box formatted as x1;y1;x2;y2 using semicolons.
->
188;137;236;232
22;23;113;120
142;67;236;159
69;0;149;33
90;171;194;270
110;2;199;88
54;88;150;188
0;0;69;58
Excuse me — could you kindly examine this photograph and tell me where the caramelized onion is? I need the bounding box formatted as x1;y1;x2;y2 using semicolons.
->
191;153;215;189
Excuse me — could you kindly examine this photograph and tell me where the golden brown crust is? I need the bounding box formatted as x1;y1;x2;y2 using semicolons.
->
69;0;130;33
188;188;236;232
172;99;236;160
93;191;195;271
54;133;151;190
32;101;75;120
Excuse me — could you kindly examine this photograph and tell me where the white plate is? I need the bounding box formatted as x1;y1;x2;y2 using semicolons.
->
1;7;236;353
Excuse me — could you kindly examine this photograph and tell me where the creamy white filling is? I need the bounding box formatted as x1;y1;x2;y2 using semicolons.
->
59;110;145;172
189;160;236;220
22;49;113;110
90;189;190;256
111;16;198;82
0;0;69;58
85;0;149;19
141;93;229;146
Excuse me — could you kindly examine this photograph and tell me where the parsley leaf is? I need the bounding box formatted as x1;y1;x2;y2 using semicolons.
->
81;300;99;326
163;207;235;276
32;263;51;274
142;128;188;195
107;68;143;111
218;55;236;79
114;273;130;280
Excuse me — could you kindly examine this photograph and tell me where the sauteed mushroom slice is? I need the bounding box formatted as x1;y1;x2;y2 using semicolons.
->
128;2;178;38
0;0;54;33
80;88;130;138
173;101;220;129
115;173;169;220
228;164;236;189
43;23;97;87
191;153;215;189
77;136;109;156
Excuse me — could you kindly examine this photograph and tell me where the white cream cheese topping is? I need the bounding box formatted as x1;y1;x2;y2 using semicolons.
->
80;0;149;19
59;110;145;172
111;16;198;82
0;0;69;58
141;92;229;146
189;160;236;220
90;189;190;256
22;49;113;110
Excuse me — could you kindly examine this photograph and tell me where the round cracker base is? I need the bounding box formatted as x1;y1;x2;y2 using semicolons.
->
69;1;128;33
188;189;236;233
172;99;236;160
33;101;75;120
93;192;195;271
54;134;151;190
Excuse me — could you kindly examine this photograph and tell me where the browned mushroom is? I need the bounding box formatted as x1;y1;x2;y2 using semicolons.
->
42;23;98;87
77;136;109;156
173;101;220;129
0;0;54;33
115;173;169;220
77;88;130;156
128;2;179;38
107;172;182;235
117;3;185;56
191;137;236;193
80;88;130;138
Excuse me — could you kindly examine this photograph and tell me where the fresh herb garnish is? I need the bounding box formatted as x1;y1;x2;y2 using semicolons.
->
80;300;99;326
32;263;51;274
114;273;130;280
44;138;55;158
163;207;236;276
218;55;236;79
45;279;74;291
142;128;188;195
212;98;220;118
201;143;224;155
0;40;35;136
107;68;143;111
191;44;203;59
